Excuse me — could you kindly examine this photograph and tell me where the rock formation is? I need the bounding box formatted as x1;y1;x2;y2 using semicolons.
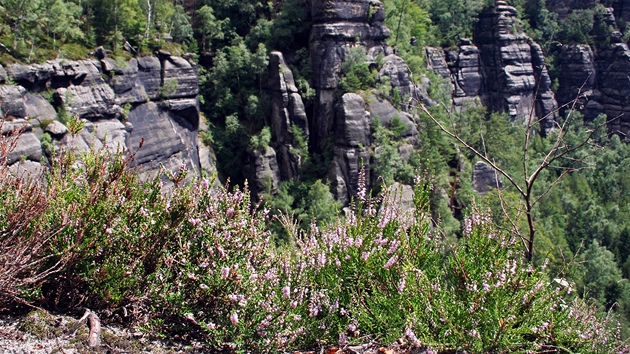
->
472;161;502;194
0;51;209;185
426;1;558;134
308;0;428;203
268;51;309;181
554;8;630;137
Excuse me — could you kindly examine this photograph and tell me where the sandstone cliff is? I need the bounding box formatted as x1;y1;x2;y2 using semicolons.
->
426;1;558;135
0;50;210;185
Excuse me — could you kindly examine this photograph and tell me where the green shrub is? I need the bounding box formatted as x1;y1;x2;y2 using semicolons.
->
1;137;624;352
250;126;272;152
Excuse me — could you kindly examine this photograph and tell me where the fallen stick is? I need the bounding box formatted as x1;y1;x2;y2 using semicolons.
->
65;309;101;347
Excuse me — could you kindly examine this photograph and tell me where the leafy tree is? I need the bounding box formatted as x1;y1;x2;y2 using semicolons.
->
421;0;489;46
195;5;222;52
170;4;192;44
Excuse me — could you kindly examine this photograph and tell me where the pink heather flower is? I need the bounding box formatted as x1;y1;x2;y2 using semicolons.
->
227;208;235;217
405;327;421;346
317;253;326;267
207;322;215;330
308;300;321;317
384;255;398;269
249;273;259;280
199;284;208;290
354;237;363;247
387;241;399;254
264;269;277;280
201;179;210;188
483;280;491;293
348;324;357;332
105;227;113;234
542;258;549;270
221;267;230;279
183;313;196;325
293;315;302;321
339;333;348;346
199;262;209;268
188;217;201;226
217;246;226;258
290;301;298;308
375;237;389;246
361;251;370;261
228;294;238;302
229;312;239;325
187;273;196;280
398;277;406;293
282;286;291;299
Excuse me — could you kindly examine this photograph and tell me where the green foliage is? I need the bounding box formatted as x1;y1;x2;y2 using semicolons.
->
421;0;489;47
383;0;432;51
159;78;178;98
289;124;309;166
170;4;193;44
249;126;271;152
339;47;374;93
1;140;625;351
557;8;595;44
266;0;312;52
521;0;559;44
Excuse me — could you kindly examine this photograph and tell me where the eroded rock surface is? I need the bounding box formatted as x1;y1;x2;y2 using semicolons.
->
0;52;207;184
426;2;558;134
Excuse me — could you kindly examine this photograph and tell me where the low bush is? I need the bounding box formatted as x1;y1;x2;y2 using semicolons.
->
0;128;626;352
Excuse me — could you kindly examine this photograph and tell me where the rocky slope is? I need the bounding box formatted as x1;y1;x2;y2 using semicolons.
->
426;1;557;135
554;7;630;136
0;49;210;185
6;0;630;200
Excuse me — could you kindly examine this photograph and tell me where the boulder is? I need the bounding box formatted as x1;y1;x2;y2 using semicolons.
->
472;161;502;194
61;119;127;154
126;101;199;179
45;120;68;138
368;94;418;138
245;147;281;196
336;93;370;147
5;132;42;164
162;57;199;99
24;93;57;123
136;56;162;100
56;85;120;120
0;85;28;118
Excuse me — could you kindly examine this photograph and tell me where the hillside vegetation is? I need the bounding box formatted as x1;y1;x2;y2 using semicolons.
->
2;0;630;351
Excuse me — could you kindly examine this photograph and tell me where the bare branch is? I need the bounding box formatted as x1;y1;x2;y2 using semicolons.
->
420;104;526;198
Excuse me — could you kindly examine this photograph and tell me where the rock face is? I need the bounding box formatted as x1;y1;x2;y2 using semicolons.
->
472;161;502;194
244;147;282;196
475;1;557;132
309;0;390;153
309;0;427;203
426;2;558;134
328;93;371;204
554;8;630;137
0;52;208;184
268;51;309;181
